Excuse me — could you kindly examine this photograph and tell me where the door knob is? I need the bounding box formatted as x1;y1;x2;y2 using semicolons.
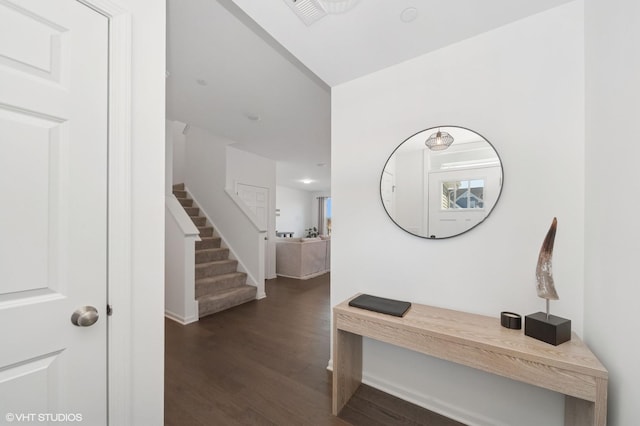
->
71;306;99;327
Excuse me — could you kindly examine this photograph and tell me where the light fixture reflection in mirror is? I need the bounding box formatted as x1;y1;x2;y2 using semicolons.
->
380;126;503;239
425;128;454;151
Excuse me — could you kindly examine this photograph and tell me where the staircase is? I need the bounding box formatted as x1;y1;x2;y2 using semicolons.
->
172;183;257;318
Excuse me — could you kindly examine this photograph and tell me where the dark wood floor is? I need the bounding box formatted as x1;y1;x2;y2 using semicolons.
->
165;274;464;426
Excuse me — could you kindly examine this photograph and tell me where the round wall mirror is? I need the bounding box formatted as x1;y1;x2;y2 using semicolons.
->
380;126;503;239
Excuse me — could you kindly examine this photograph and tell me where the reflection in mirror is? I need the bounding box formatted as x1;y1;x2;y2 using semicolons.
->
380;126;503;239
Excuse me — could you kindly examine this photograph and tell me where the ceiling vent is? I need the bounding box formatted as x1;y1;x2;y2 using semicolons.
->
284;0;327;26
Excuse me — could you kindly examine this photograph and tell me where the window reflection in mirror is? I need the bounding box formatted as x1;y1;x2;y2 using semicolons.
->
442;180;485;209
380;126;503;239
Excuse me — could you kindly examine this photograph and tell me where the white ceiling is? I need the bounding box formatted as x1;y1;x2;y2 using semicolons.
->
166;0;331;191
166;0;575;192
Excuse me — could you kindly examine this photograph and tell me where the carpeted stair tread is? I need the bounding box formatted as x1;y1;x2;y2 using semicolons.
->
173;183;185;191
195;259;238;279
195;247;229;264
195;272;247;297
197;226;214;237
178;197;193;207
196;237;221;250
197;285;256;318
184;207;200;216
191;216;207;227
173;190;187;199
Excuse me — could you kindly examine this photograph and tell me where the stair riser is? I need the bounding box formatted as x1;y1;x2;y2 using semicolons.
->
195;261;238;279
173;190;187;198
198;227;213;237
195;238;221;250
173;183;185;191
191;216;207;227
195;275;247;297
195;249;229;264
178;198;193;207
198;286;256;318
184;207;200;216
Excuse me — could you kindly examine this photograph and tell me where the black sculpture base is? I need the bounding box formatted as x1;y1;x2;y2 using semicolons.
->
524;312;571;346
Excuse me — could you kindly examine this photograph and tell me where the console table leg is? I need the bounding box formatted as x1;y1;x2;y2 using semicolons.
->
565;377;606;426
565;396;594;426
594;377;608;426
332;328;362;415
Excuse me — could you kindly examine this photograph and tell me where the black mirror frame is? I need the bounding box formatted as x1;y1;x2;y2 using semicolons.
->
379;125;504;239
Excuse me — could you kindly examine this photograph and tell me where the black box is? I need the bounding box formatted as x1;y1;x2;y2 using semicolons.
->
524;312;571;346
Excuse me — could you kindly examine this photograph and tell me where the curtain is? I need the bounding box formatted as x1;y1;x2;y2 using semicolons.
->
317;196;327;235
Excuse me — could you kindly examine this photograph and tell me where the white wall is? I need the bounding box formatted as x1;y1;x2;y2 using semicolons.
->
276;185;313;238
332;3;584;425
184;125;266;297
120;0;165;424
165;120;173;194
165;196;199;324
166;120;187;193
172;121;187;185
584;0;640;424
274;187;331;238
226;146;277;279
395;151;424;235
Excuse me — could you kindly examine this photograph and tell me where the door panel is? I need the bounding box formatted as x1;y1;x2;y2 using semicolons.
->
237;183;268;227
236;182;270;277
0;112;54;293
0;0;63;82
0;0;108;423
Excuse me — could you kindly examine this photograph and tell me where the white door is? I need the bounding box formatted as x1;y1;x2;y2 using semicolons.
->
0;0;108;424
381;170;395;217
237;183;268;227
236;183;272;277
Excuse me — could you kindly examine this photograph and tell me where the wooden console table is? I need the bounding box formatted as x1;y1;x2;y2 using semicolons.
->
332;295;608;425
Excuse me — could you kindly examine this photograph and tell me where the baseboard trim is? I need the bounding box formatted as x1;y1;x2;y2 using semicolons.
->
165;309;198;325
276;270;330;280
361;372;502;426
325;358;497;425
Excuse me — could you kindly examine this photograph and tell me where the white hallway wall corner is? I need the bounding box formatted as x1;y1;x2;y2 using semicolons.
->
584;0;640;424
332;2;584;425
104;0;165;424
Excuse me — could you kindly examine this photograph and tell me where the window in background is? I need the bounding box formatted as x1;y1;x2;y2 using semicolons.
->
317;196;332;235
326;197;332;235
441;179;484;209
